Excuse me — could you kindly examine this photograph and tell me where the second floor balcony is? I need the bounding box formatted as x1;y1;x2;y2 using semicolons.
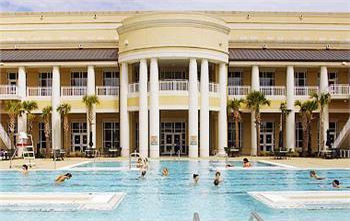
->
96;86;119;96
329;84;350;97
294;86;319;97
0;85;19;99
27;87;52;96
61;86;87;96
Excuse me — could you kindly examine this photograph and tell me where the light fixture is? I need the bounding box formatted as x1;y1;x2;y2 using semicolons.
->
124;39;129;46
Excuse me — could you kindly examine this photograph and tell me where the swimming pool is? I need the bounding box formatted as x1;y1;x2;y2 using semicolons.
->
0;160;350;221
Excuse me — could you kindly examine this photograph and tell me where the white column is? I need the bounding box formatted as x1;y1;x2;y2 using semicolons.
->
250;65;259;156
188;58;198;158
218;63;227;155
139;59;149;157
320;66;329;151
149;58;159;158
17;66;27;133
200;59;209;157
286;66;295;151
52;66;61;150
86;65;96;149
120;63;130;157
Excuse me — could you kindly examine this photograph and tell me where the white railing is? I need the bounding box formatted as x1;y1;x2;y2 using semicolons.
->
0;85;17;96
333;116;350;149
61;86;87;96
228;86;251;96
329;84;350;96
260;86;286;96
159;80;188;91
27;87;52;96
209;82;219;93
128;83;139;94
96;86;119;96
294;86;319;96
0;123;11;149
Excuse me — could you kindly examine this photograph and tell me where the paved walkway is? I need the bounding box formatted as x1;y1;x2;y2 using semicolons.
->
0;157;349;170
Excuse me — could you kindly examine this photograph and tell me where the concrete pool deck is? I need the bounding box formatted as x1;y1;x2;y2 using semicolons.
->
0;157;350;170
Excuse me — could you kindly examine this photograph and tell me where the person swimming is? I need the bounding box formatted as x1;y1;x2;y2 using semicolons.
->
225;163;234;168
309;170;325;180
55;173;72;184
21;164;29;175
332;179;341;188
214;171;223;185
243;158;252;168
193;174;199;184
162;168;169;176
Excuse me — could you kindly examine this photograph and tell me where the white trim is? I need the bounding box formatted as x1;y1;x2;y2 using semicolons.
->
229;61;350;67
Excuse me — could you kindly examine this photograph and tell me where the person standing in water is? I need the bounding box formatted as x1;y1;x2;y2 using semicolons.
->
21;164;29;175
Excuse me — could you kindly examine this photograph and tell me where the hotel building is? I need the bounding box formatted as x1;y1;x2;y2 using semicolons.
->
0;11;349;157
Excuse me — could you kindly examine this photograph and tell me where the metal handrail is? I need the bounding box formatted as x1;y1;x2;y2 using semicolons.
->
249;212;264;221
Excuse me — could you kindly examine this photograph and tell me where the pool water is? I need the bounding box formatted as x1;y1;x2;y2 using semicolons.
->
0;160;350;221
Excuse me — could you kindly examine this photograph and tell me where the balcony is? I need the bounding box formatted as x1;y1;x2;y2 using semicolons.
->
27;87;52;96
0;85;19;99
294;86;319;97
329;84;350;98
228;86;251;96
96;86;119;96
61;86;87;96
260;86;286;97
209;82;219;93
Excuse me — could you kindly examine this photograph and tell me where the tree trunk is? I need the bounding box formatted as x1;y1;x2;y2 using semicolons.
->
64;116;70;155
235;116;239;149
9;115;16;150
44;121;51;158
319;108;324;153
256;111;261;156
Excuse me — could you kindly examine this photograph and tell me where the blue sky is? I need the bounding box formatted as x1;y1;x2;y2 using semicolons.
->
0;0;349;12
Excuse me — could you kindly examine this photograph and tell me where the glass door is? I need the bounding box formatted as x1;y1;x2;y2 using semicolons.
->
260;122;274;152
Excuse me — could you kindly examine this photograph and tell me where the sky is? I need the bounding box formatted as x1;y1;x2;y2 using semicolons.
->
0;0;349;12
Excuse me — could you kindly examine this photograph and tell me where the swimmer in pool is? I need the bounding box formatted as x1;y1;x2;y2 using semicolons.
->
214;171;223;185
243;158;252;168
55;173;72;184
309;170;325;180
162;167;169;176
225;163;234;168
21;164;29;175
193;174;199;184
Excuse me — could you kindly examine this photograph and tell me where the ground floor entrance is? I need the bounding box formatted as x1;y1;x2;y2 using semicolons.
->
259;122;275;152
71;122;88;152
160;122;186;156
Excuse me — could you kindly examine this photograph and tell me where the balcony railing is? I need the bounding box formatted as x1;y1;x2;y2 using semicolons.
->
329;84;350;96
27;87;52;96
159;80;188;91
61;86;87;96
228;86;251;96
96;86;119;96
0;85;17;96
294;86;319;96
260;86;286;96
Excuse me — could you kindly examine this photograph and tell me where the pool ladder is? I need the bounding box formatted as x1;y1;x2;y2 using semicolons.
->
249;212;264;221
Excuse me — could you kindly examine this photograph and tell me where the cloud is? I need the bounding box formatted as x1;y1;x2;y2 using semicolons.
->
0;0;349;12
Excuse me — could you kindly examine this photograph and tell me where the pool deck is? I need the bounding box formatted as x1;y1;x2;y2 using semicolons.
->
0;156;350;170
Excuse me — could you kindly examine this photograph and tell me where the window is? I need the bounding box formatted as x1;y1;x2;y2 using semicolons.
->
295;122;303;148
228;122;242;148
295;71;306;86
103;122;120;151
39;122;46;149
39;72;52;87
329;122;337;143
259;71;275;86
7;72;17;85
160;70;186;80
228;70;242;86
103;71;119;86
328;72;337;86
71;71;87;86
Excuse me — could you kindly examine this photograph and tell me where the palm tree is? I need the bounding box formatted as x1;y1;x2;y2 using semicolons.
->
22;100;38;134
295;100;318;157
310;92;331;153
41;106;52;158
56;103;72;155
227;98;244;149
5;100;24;149
245;91;271;156
82;95;99;149
278;102;291;151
